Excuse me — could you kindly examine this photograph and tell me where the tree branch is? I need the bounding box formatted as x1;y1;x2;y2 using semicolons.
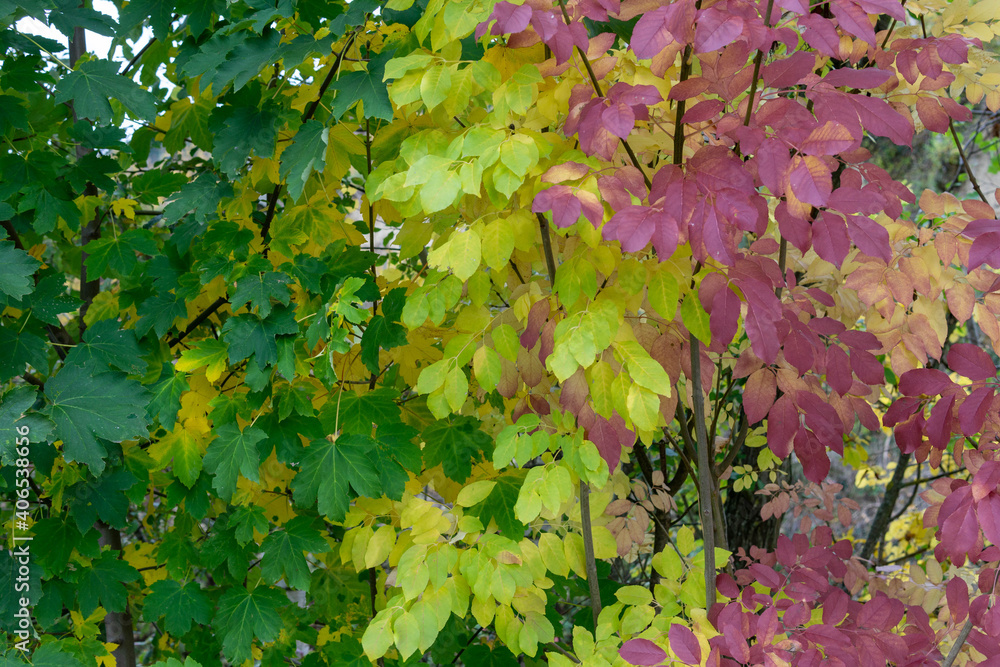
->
579;481;603;627
689;338;718;604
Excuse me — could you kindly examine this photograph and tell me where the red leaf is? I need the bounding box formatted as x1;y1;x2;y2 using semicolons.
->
849;95;914;146
980;493;1000;548
845;214;892;263
669;624;702;665
520;299;550;349
959;386;994;436
650;210;680;259
762;51;816;88
916;97;950;133
710;286;741;347
682;99;725;124
744;368;777;424
799;121;856;156
604;206;655;252
825;345;853;395
602;102;636;139
947;577;970;623
899;368;954;396
745;303;779;364
894;416;923;455
630;0;695;59
620;638;667;666
668;77;710;101
821;68;894;89
948;343;997;381
755;138;790;196
533;185;583;229
969;232;1000;270
693;9;743;53
972;461;1000;502
823;588;849;626
586;412;636;472
479;1;531;38
925;395;955;450
786;155;832;207
830;0;875;44
796;427;830;482
767;395;797;458
812;211;850;267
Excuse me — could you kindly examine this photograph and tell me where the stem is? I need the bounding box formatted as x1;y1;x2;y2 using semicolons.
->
97;522;137;667
689;338;718;604
535;212;558;285
553;0;650;188
949;121;990;204
942;619;973;667
859;450;911;563
120;38;155;77
168;297;228;347
579;480;602;628
743;0;776;127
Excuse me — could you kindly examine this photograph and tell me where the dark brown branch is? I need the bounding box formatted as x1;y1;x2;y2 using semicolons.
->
859;450;911;563
579;481;603;627
949;121;990;204
168;296;228;347
535;212;558;285
690;338;718;604
120;38;155;77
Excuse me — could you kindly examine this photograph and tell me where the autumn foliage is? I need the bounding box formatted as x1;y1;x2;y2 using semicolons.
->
2;0;1000;665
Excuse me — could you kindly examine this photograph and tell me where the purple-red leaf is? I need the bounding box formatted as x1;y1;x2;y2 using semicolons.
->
948;343;997;381
620;638;667;666
693;9;743;53
744;368;777;424
669;624;702;665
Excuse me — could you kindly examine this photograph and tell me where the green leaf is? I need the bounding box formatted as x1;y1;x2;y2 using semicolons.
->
67;469;137;532
0;241;39;300
162;172;233;226
360;315;407;375
260;516;330;591
63;319;148;375
44;365;150;474
321;387;401;435
467;470;526;538
0;326;46;383
143;580;213;635
203;422;265;501
213;586;286;665
280;119;329;202
0;386;36;465
681;292;711;345
147;363;189;430
230;264;291;318
291;435;381;522
21;272;79;325
211;103;280;178
54;59;158;122
370;422;421;500
175;338;229;382
74;551;140;615
82;229;158;276
420;64;452;110
330;50;395;122
28;644;87;667
119;0;174;39
647;269;679;321
222;305;298;370
615;340;670;395
421;416;492;482
231;505;269;545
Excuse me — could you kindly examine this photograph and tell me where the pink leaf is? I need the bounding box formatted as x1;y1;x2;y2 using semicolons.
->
755;138;790;196
762;51;816;88
925;395;955;450
541;161;590;183
948;343;997;381
821;68;894;89
830;0;876;44
586;411;636;472
650;210;680;259
693;9;743;53
630;1;695;59
959;386;994;436
850;349;884;385
744;368;777;424
682;99;725;124
845;214;892;263
916;97;950;133
947;577;970;624
604;206;655;252
812;211;850;268
825;345;853;395
799;121;856;156
850;95;914;147
710;285;741;347
478;1;531;38
899;368;954;397
823;588;849;626
786;155;832;207
620;638;667;666
980;493;1000;548
669;624;702;665
767;395;797;459
970;232;1000;270
602;102;636;139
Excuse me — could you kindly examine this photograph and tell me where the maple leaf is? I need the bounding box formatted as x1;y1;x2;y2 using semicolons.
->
213;586;286;665
0;241;39;300
260;516;331;591
421;416;493;482
202;422;265;500
291;434;381;522
54;59;157;122
143;580;213;635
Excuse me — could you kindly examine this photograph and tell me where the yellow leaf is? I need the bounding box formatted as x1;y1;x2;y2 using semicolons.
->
456;480;497;507
365;525;396;568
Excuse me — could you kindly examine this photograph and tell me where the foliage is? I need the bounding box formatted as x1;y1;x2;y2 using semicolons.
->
2;0;1000;665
